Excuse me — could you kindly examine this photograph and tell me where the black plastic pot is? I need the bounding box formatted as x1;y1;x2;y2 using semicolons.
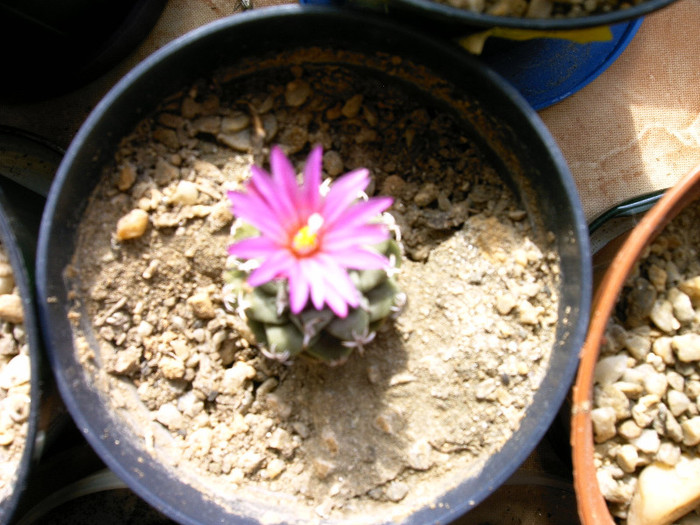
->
36;5;591;524
0;139;58;523
382;0;677;32
0;0;167;101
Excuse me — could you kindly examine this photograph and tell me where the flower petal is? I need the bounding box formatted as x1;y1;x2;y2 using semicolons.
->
270;146;303;214
248;250;295;287
326;197;393;230
294;258;325;311
321;168;369;225
302;144;323;213
228;236;280;259
228;191;287;243
323;286;349;318
249;165;298;226
326;247;390;270
314;254;360;308
287;260;311;314
322;224;389;251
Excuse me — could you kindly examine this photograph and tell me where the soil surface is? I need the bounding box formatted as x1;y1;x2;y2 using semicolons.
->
0;242;30;505
67;49;560;523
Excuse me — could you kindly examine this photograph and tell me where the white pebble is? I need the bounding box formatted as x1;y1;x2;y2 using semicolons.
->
616;381;644;399
667;389;692;417
592;406;617;443
617;444;639;473
632;395;660;428
385;481;409;502
618;419;643;440
681;416;700;446
673;333;700;362
0;353;30;389
186;427;213;457
669;288;695;323
177;391;204;418
239;450;264;475
650;299;681;333
155;403;184;430
219;361;257;395
3;393;30;423
656;442;681;466
667;370;685;391
595;354;629;386
596;384;632;419
624;331;652;361
653;336;675;365
137;320;154;337
643;372;668;398
171;180;199;206
0;294;23;324
597;468;635;504
627;456;700;525
407;439;433;471
631;429;660;454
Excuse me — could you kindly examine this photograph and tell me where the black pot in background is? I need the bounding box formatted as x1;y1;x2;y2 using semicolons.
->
0;0;166;101
36;5;591;524
381;0;677;34
0;152;58;524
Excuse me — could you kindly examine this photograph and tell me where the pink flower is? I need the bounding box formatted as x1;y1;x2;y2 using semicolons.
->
228;145;393;318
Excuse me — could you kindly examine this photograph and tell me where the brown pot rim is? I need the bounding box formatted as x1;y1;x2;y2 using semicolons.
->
571;162;700;525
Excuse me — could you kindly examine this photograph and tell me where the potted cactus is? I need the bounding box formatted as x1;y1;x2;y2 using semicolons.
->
36;6;591;525
224;145;404;366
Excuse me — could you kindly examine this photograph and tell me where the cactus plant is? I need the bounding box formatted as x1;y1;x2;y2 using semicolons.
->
227;238;404;365
223;145;405;365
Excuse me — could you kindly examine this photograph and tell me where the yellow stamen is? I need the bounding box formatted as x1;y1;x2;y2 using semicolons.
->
292;213;323;255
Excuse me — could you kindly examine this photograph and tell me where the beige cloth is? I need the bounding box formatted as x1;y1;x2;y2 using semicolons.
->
1;0;698;223
540;0;700;221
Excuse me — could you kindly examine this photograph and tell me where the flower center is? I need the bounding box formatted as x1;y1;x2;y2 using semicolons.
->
291;213;323;256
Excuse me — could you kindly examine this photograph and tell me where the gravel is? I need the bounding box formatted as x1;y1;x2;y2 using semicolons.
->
593;199;700;524
0;242;30;505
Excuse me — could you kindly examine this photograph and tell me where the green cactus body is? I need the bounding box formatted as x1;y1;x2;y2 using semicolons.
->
226;239;405;365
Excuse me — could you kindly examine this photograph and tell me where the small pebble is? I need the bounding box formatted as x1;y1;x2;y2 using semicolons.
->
0;354;30;389
592;406;617;443
285;80;311;107
341;94;363;118
673;334;700;362
171;180;199;206
115;209;149;241
155;403;184;430
681;417;700;446
0;294;23;324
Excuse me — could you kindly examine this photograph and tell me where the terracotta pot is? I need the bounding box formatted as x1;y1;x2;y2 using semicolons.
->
571;162;700;524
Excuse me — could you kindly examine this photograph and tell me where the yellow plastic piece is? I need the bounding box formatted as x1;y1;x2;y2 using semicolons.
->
458;25;614;54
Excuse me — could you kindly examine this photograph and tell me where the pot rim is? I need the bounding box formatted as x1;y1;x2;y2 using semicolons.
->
386;0;677;31
37;5;591;524
571;162;700;525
